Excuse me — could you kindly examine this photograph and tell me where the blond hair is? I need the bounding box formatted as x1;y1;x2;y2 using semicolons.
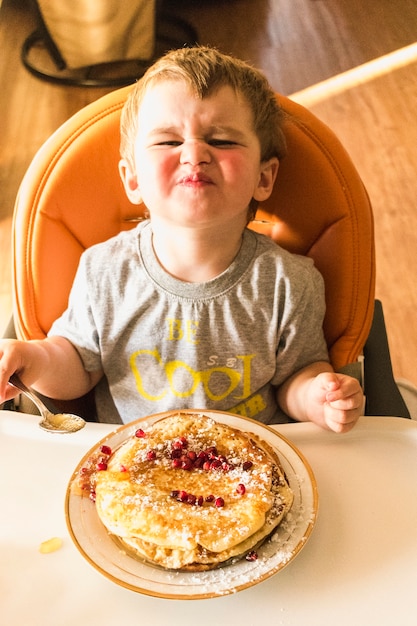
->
120;46;287;171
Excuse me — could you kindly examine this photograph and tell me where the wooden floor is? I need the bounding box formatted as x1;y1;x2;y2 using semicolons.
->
1;0;417;385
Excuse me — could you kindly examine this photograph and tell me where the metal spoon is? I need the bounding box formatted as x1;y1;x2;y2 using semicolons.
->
9;373;86;433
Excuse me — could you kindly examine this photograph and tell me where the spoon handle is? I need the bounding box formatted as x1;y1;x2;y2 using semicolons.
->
8;373;49;416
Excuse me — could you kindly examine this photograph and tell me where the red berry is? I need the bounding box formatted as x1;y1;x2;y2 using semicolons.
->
181;457;193;470
146;449;156;460
171;458;182;469
215;497;225;508
236;483;246;495
100;445;112;456
173;437;188;450
135;428;146;438
205;494;215;502
96;461;108;471
243;461;253;471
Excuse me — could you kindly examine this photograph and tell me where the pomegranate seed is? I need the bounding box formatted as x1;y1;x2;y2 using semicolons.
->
205;494;215;502
181;458;193;471
246;550;258;561
197;495;204;506
179;490;188;502
203;461;212;471
173;437;188;450
215;497;225;508
146;450;156;460
236;483;246;495
187;493;196;505
243;461;253;471
222;462;231;472
186;450;197;462
198;451;207;460
96;461;108;471
135;428;146;438
119;465;127;472
171;449;182;459
100;445;112;456
210;459;222;470
194;457;204;468
170;490;180;499
171;458;182;469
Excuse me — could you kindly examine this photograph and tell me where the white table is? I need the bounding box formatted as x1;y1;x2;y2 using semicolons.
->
1;411;416;626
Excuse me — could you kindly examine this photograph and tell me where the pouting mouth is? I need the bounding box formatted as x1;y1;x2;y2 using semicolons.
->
178;173;214;185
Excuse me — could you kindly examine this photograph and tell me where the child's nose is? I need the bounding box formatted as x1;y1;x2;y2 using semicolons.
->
180;140;211;165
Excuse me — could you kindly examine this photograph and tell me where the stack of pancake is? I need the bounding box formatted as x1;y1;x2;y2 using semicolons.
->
93;412;293;570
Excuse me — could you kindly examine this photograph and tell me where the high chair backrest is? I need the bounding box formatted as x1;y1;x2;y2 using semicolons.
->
12;85;375;372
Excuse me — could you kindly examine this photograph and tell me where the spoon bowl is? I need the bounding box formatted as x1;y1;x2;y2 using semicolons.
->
9;373;86;434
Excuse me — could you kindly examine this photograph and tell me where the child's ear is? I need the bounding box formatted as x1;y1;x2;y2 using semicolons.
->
253;157;279;202
119;159;142;204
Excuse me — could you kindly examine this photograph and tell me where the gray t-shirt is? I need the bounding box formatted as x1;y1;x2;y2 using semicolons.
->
49;222;329;424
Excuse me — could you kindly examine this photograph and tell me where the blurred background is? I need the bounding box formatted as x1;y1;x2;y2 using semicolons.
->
1;0;416;386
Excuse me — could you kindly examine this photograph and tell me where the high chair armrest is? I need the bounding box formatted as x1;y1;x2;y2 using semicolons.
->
363;300;410;418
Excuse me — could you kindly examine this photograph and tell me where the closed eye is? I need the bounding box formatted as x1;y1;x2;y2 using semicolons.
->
208;139;238;147
155;140;182;146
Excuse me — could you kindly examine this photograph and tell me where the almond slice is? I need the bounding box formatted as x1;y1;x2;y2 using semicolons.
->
39;537;63;554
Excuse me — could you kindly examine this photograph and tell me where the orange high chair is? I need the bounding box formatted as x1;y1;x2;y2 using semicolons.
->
4;85;410;419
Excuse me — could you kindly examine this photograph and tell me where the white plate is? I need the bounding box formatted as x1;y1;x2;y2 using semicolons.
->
65;410;318;599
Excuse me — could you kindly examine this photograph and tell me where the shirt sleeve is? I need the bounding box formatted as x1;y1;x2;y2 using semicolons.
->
271;257;330;387
48;250;103;372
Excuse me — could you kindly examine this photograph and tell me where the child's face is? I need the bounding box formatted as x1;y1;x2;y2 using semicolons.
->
120;80;278;230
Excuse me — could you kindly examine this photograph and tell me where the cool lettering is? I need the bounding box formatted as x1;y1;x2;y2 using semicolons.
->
129;349;255;402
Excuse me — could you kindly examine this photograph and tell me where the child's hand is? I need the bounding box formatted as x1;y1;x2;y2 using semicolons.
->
0;339;43;403
0;336;102;405
307;372;364;433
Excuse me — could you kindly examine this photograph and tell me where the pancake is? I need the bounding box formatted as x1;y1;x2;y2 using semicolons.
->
81;412;293;570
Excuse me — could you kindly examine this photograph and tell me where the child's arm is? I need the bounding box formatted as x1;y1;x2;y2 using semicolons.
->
0;336;102;404
277;361;364;433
